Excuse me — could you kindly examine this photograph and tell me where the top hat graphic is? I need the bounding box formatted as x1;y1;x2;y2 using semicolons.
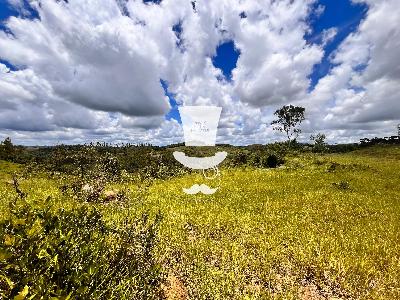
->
173;106;227;194
179;106;222;146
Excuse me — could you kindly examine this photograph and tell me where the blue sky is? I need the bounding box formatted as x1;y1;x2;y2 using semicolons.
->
0;0;399;145
0;0;15;21
163;0;368;124
306;0;368;89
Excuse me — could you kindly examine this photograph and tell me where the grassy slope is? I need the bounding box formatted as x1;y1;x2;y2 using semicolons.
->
1;145;399;299
140;145;400;299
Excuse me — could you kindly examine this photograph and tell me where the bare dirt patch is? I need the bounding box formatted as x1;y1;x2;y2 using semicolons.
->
163;272;188;300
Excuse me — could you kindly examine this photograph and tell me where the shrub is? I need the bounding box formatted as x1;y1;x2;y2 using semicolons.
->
0;137;15;161
326;162;341;172
266;154;279;168
328;143;359;153
229;152;248;167
332;180;350;190
247;152;261;167
310;133;328;153
0;197;163;299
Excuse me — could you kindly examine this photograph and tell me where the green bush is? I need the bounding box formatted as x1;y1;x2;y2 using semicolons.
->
332;180;350;190
265;154;279;168
310;133;328;153
229;151;248;167
0;197;163;299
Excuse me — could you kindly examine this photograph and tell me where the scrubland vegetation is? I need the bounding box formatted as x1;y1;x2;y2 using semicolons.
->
0;140;399;299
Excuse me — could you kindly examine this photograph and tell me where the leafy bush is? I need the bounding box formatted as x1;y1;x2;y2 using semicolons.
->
0;137;14;161
229;151;248;167
332;180;350;190
265;154;280;168
328;143;360;153
310;133;328;153
0;197;163;299
326;162;341;172
240;150;283;168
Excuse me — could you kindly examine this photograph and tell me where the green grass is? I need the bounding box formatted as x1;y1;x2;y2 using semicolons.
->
1;145;399;299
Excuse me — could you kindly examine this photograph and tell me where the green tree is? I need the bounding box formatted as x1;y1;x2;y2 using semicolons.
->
0;137;14;160
271;105;305;147
310;132;328;153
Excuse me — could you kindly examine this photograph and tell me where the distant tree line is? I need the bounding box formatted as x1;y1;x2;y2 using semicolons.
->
0;103;398;171
360;136;400;146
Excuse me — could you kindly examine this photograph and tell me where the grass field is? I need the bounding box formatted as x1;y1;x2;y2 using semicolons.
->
1;145;399;299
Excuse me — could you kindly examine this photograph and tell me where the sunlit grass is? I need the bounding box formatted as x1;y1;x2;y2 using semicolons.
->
1;145;399;299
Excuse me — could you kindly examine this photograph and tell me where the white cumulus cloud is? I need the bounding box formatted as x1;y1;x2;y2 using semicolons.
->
0;0;399;145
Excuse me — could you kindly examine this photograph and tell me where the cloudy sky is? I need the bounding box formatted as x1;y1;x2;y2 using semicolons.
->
0;0;399;145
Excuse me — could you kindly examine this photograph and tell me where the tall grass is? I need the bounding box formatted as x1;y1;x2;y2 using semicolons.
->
0;145;399;299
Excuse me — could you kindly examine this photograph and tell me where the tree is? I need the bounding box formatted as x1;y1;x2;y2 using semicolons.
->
2;137;13;151
0;137;15;160
271;105;305;146
310;133;327;153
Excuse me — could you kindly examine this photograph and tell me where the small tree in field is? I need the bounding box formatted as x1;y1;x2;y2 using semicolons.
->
271;105;305;147
310;132;328;153
0;137;15;160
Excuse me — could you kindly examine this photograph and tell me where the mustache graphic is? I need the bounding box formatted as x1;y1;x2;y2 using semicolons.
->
183;184;218;195
173;151;227;170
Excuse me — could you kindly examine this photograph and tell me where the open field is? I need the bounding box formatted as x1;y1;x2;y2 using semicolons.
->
1;145;399;299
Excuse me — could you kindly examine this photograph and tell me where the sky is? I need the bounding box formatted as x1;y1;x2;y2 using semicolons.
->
0;0;399;146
